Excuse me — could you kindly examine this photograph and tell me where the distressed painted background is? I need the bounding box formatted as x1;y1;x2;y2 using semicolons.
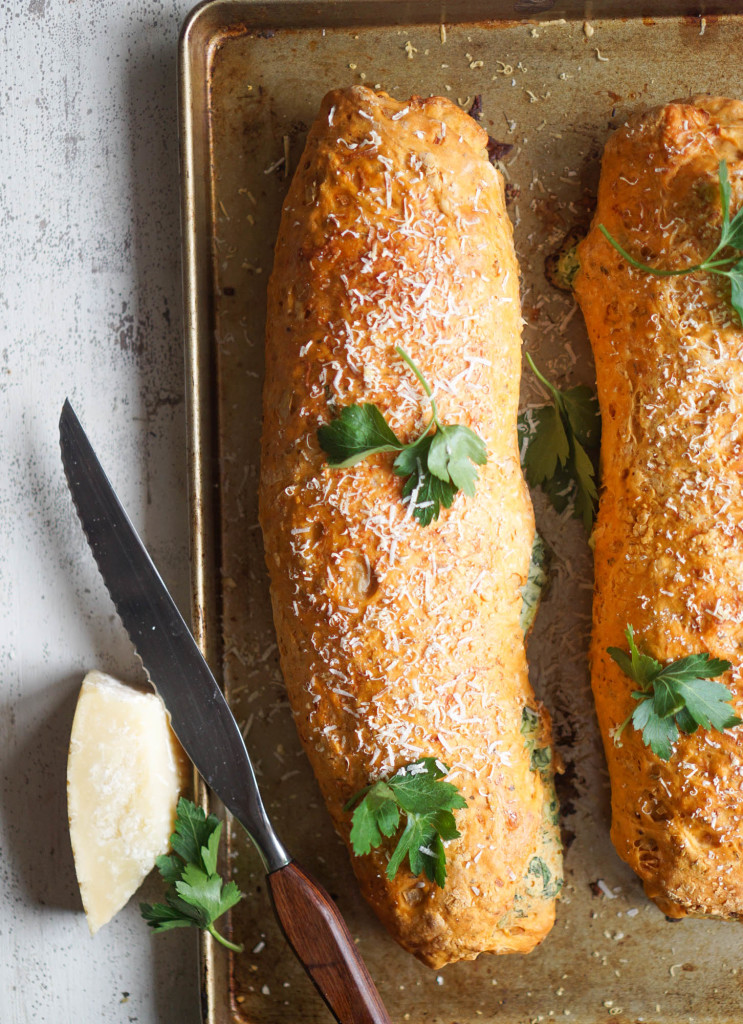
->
1;1;201;1020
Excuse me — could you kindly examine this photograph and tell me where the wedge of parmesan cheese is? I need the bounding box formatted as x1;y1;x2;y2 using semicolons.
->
67;671;187;934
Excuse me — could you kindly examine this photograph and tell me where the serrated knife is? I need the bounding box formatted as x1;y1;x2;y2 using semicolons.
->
60;399;391;1024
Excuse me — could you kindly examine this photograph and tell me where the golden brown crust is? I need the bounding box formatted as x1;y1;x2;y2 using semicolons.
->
259;86;560;967
574;96;743;919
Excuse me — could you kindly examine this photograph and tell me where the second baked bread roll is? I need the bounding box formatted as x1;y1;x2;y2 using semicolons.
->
575;96;743;918
260;85;560;966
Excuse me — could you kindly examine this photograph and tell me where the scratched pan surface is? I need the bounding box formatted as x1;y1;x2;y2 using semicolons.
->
179;2;743;1022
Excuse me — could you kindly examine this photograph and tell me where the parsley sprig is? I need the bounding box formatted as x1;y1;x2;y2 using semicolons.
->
520;354;600;532
600;159;743;323
344;758;467;888
608;625;741;761
317;347;487;526
140;798;244;951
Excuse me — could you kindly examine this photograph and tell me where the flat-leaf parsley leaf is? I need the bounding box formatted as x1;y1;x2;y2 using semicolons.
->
600;159;743;323
317;348;487;526
608;625;741;761
344;758;467;888
313;403;401;468
519;354;600;532
140;798;244;951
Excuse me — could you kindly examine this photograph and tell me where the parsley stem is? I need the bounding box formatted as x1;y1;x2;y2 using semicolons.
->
612;711;633;748
525;353;561;407
701;236;726;266
396;346;443;431
707;262;740;274
598;225;711;278
207;923;244;952
595;161;743;326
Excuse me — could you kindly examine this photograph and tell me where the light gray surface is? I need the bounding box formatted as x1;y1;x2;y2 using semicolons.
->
1;2;201;1021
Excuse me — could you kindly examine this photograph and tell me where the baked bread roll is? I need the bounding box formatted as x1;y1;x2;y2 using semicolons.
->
574;96;743;918
260;85;561;967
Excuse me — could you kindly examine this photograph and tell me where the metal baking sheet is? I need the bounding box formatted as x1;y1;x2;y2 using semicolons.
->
178;3;743;1022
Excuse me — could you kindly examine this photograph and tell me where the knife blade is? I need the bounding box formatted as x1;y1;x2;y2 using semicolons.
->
59;398;391;1024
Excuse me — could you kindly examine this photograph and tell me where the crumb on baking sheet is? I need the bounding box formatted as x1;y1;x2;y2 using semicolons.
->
264;155;285;175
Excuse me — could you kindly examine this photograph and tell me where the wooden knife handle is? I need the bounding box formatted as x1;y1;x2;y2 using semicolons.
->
267;860;392;1024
